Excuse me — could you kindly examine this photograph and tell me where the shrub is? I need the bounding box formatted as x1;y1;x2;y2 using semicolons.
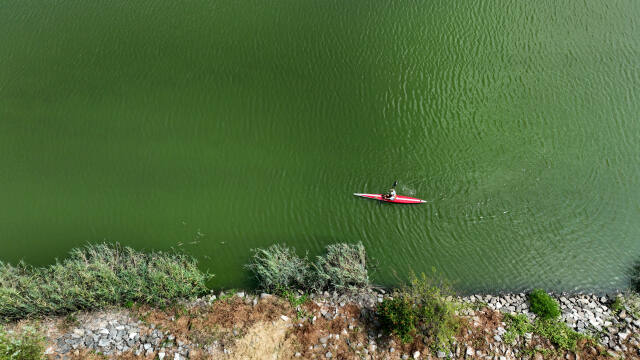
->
311;242;369;292
246;242;370;293
377;272;460;351
245;244;309;292
0;244;210;321
0;326;45;360
378;297;416;343
528;289;560;320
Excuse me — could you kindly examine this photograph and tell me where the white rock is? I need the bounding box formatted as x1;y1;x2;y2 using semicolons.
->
98;339;110;347
280;315;290;322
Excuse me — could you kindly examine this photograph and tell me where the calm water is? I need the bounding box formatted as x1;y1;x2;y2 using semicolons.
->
1;1;639;293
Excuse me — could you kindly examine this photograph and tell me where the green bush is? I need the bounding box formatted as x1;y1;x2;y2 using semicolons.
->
245;244;309;292
377;272;460;351
311;242;369;292
378;297;416;343
528;289;560;320
0;326;45;360
0;244;210;321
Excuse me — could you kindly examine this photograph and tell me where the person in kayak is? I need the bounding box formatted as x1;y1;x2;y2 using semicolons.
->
381;181;397;201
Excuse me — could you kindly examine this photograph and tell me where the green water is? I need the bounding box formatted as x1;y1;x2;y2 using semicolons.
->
1;1;639;293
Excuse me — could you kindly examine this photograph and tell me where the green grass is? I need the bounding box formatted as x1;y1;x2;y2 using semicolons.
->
503;313;588;352
503;313;532;344
282;289;309;308
0;325;45;360
0;243;210;321
528;289;560;320
533;318;586;352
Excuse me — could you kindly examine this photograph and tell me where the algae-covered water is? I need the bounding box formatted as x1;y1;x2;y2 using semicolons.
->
1;1;639;292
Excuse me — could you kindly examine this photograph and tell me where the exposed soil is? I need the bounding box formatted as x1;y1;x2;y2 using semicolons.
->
21;293;639;359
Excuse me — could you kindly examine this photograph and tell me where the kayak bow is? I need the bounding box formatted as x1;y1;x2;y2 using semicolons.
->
353;193;426;204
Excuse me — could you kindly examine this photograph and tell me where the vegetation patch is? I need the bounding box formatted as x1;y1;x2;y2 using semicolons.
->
503;313;588;352
503;313;532;344
377;296;416;344
377;272;460;352
310;242;369;292
528;289;561;320
0;243;210;321
615;292;640;319
630;259;640;293
246;242;369;293
245;245;309;293
0;325;45;360
533;318;586;352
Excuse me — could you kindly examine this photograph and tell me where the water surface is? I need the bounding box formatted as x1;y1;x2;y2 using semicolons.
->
1;0;639;293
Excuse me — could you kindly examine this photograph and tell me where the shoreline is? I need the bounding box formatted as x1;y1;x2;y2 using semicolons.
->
7;289;637;359
2;243;639;359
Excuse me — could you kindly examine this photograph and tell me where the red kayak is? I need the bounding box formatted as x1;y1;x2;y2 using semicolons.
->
353;193;427;204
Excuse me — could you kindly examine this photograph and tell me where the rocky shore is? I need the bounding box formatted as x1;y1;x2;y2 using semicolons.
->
23;289;637;359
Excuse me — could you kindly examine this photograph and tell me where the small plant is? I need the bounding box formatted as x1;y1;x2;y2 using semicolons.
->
0;325;45;360
528;289;560;320
282;289;308;308
610;297;624;314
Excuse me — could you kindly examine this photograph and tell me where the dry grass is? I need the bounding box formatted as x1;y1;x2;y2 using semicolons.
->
228;321;294;360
